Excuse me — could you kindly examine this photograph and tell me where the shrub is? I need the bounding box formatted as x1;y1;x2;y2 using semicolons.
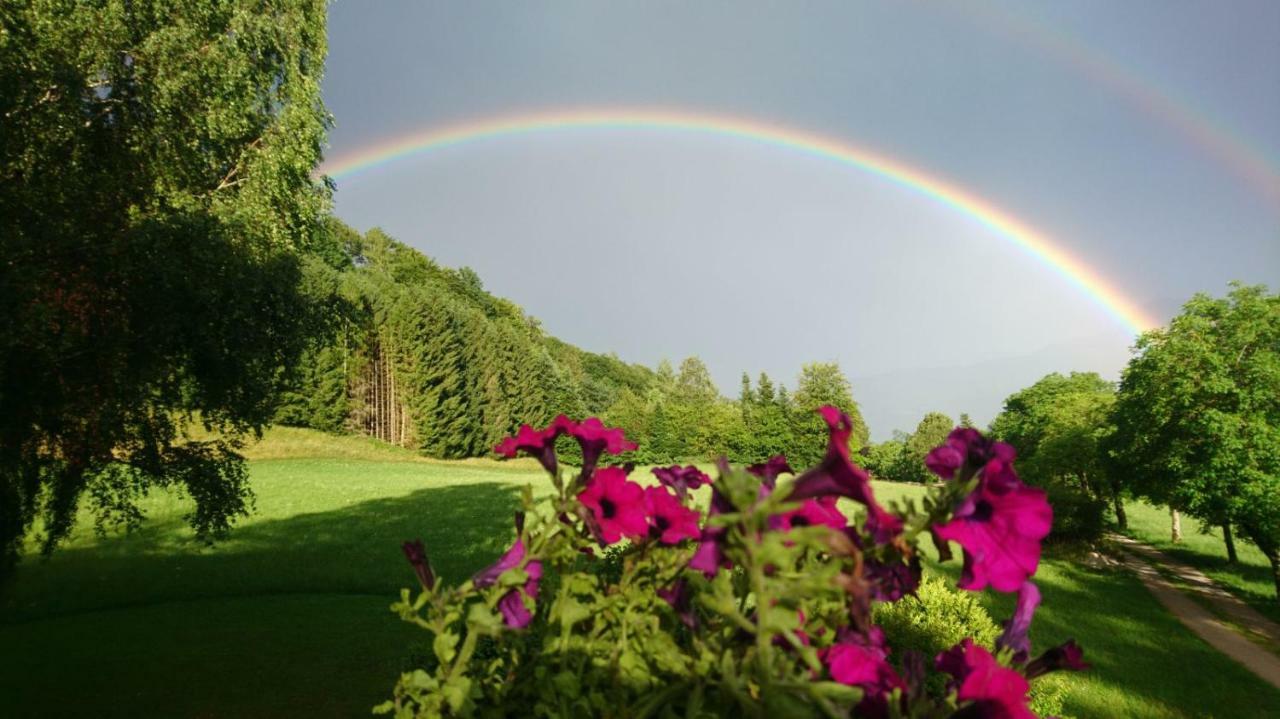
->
1044;485;1107;544
382;413;1088;717
875;575;1001;659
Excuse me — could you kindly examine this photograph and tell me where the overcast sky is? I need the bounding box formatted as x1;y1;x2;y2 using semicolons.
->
321;0;1279;438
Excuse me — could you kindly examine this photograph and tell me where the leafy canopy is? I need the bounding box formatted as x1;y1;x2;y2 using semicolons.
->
0;0;331;575
1107;284;1280;594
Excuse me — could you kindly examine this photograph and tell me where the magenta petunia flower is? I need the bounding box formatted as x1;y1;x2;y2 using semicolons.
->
651;464;711;501
494;416;575;475
577;466;648;544
865;554;922;602
657;578;696;629
747;454;794;490
997;581;1041;663
569;417;638;474
930;428;1019;487
473;536;543;629
473;539;527;588
401;539;436;590
932;474;1052;592
689;486;735;577
644;486;701;544
790;406;902;543
937;639;1035;719
822;627;905;718
1025;639;1089;679
496;559;543;629
924;443;964;481
769;496;846;532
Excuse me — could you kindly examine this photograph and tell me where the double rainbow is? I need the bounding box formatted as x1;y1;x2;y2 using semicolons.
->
319;108;1158;336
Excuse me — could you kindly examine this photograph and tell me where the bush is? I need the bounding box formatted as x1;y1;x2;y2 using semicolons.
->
382;413;1087;717
875;576;1001;659
1044;485;1107;544
874;576;999;696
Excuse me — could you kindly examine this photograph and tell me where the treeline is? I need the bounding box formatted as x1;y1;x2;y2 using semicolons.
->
278;226;880;467
604;361;868;467
857;285;1279;600
276;222;654;458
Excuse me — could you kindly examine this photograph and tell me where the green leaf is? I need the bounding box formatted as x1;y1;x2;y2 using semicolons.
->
433;630;459;665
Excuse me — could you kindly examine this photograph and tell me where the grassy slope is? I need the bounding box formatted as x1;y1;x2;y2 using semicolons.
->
2;429;1278;717
1120;500;1279;624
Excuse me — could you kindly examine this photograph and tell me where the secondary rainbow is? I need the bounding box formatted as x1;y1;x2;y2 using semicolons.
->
320;108;1158;335
967;2;1280;208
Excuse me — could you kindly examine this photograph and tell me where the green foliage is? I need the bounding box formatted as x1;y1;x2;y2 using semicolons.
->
789;363;868;467
899;412;956;483
860;440;905;481
280;225;633;459
0;0;331;575
874;575;1000;668
382;437;1067;718
873;576;1067;716
1107;284;1280;596
1043;485;1107;544
992;372;1119;539
992;372;1114;490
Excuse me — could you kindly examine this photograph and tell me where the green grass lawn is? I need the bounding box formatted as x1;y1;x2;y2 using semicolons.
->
1120;500;1280;624
3;430;1279;717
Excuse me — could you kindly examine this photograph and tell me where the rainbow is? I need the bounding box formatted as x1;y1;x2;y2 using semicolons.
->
967;2;1280;208
319;108;1159;335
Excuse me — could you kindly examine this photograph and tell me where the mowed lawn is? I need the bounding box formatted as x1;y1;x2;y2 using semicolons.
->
1120;500;1280;625
2;429;1278;718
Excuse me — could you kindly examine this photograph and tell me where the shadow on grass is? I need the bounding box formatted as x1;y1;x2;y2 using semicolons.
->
977;557;1280;718
1;481;525;623
1152;545;1280;618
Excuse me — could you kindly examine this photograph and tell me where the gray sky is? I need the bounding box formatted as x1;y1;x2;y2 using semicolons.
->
321;0;1279;438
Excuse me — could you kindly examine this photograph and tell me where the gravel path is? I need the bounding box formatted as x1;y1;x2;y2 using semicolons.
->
1109;533;1280;690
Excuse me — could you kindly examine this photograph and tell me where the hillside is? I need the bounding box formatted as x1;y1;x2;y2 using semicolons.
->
275;221;656;457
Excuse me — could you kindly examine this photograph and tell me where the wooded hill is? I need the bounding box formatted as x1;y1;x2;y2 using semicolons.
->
276;221;656;458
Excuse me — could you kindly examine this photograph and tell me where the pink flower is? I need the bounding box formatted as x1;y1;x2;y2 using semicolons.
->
496;560;542;629
997;581;1041;663
932;471;1052;592
936;639;1035;719
473;539;527;588
924;443;964;480
401;539;435;590
822;627;905;718
569;417;638;473
651;464;711;501
865;554;922;602
747;454;793;490
473;538;543;629
769;496;846;532
577;466;648;544
644;486;701;544
1025;639;1089;679
689;486;735;577
930;428;1018;486
657;578;696;629
493;416;575;474
790;406;903;543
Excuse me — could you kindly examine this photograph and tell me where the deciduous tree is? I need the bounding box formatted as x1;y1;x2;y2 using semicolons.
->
1107;284;1280;596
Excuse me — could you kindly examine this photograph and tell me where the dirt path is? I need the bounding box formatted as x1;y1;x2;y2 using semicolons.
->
1109;533;1280;690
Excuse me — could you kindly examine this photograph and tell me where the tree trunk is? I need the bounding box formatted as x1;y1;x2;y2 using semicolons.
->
1240;525;1280;602
1112;491;1128;530
1171;508;1182;543
1222;521;1238;564
1271;553;1280;603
